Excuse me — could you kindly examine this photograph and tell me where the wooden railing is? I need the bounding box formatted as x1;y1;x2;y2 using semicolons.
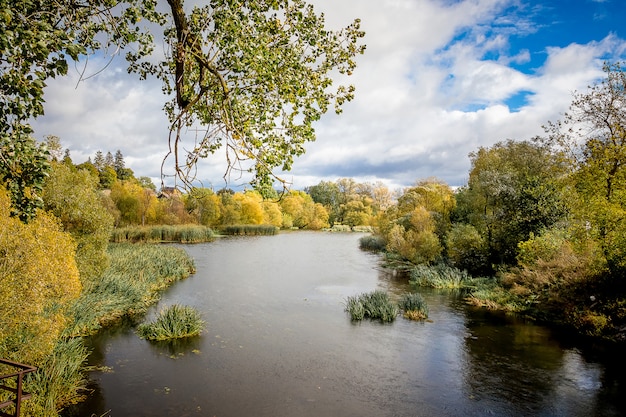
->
0;359;36;417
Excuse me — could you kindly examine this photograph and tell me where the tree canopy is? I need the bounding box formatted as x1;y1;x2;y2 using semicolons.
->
1;0;365;204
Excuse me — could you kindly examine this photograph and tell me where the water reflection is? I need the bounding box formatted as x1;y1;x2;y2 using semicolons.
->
65;232;625;417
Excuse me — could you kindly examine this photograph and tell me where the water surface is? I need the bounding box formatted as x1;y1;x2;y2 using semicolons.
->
67;232;625;416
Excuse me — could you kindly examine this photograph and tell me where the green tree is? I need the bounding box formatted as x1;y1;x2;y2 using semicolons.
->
306;180;341;224
43;162;114;280
0;132;50;222
4;0;364;201
455;140;568;266
543;62;626;274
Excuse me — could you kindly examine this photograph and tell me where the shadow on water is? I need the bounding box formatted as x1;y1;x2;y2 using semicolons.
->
64;232;626;417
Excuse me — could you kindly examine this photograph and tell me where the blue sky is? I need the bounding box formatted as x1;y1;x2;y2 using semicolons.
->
31;0;626;191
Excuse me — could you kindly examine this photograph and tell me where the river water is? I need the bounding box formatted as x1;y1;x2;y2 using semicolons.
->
66;232;625;417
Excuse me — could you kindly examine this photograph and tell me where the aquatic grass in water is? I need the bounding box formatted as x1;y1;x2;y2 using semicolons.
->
398;293;429;320
410;264;471;288
220;224;279;236
111;225;214;243
137;305;204;341
345;290;398;322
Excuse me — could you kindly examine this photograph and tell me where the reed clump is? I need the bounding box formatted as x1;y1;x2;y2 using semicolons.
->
137;304;204;341
410;264;472;288
220;224;279;235
111;225;214;243
345;290;398;322
398;293;429;320
66;243;196;336
21;338;90;416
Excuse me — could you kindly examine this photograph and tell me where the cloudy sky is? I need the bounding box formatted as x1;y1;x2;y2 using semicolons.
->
31;0;626;191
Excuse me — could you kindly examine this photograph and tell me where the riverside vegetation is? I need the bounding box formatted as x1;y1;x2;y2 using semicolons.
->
3;61;626;416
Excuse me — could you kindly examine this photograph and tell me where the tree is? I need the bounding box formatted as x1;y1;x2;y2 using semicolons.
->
155;0;365;191
43;162;114;280
1;0;365;193
0;187;81;364
543;62;626;274
456;140;568;266
306;180;341;224
114;150;125;176
0;132;50;222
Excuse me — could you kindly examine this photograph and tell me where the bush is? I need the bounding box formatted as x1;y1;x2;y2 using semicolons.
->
398;293;429;320
359;235;386;251
345;290;398;322
137;305;205;341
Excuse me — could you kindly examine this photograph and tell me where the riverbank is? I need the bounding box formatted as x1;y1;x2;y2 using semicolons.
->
22;243;196;417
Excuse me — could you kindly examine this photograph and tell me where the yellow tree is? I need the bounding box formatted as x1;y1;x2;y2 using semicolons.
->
233;191;265;225
0;188;81;364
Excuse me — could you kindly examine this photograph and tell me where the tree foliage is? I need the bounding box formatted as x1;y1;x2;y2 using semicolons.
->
455;140;568;265
0;187;81;364
2;0;364;193
0;132;50;221
543;62;626;275
43;162;114;280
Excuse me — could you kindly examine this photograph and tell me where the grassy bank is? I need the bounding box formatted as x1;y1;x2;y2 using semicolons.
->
66;243;196;337
18;243;196;416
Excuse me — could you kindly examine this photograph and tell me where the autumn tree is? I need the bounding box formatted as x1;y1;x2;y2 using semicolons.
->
543;62;626;275
0;187;81;365
185;187;221;226
280;190;328;229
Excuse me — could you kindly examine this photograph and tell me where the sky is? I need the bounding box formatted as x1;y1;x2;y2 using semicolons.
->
31;0;626;192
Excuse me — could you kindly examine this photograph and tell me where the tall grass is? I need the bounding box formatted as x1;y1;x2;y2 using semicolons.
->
345;290;398;322
398;293;429;320
220;224;279;236
409;264;472;289
111;225;214;243
66;243;196;336
21;338;90;417
137;305;204;341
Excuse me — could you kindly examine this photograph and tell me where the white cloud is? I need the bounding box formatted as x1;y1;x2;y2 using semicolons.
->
30;0;626;192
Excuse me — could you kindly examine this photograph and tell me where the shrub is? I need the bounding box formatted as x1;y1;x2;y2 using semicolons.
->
345;290;398;322
445;223;488;275
137;305;205;341
398;293;429;320
359;235;386;251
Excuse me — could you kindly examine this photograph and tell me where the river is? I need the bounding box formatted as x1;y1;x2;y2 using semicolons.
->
65;231;625;417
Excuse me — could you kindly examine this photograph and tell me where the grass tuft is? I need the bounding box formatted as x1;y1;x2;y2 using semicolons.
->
220;224;279;236
66;243;196;337
345;290;398;322
111;225;214;243
137;305;204;341
398;293;429;320
410;264;472;288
